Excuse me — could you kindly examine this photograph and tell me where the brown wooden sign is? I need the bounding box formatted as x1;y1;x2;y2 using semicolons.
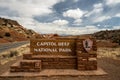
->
30;38;76;56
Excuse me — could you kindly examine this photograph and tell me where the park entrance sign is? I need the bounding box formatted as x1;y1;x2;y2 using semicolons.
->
10;37;97;72
30;39;76;55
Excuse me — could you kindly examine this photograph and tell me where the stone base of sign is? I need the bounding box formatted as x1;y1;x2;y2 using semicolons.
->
10;54;78;72
76;38;97;70
23;53;32;60
77;53;97;70
0;68;107;78
10;54;97;71
32;55;77;69
10;60;41;72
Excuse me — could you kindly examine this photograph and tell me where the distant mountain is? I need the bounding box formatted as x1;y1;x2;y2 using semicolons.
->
93;29;120;45
0;17;39;43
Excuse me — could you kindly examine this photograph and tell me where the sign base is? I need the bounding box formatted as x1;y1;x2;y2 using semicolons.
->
0;68;107;78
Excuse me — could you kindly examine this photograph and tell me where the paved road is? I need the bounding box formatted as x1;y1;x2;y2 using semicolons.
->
0;41;29;53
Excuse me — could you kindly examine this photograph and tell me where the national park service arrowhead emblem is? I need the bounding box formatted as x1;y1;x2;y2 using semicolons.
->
83;38;93;52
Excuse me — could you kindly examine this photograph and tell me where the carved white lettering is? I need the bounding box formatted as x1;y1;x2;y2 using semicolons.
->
58;42;70;46
34;48;58;52
36;42;57;46
59;48;71;52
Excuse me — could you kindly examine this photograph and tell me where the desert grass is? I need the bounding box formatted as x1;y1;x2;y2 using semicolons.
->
97;47;120;60
0;44;29;65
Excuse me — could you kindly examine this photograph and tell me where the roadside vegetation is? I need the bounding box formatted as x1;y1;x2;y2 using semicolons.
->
0;44;29;65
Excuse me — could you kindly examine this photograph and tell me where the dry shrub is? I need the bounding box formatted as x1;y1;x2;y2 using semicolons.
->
9;50;18;57
1;50;18;59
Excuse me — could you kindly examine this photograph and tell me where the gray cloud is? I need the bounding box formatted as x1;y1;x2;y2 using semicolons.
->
0;0;120;35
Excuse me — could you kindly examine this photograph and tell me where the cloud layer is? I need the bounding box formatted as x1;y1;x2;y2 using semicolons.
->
0;0;120;35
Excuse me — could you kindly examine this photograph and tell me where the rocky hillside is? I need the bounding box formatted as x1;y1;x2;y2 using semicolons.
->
93;29;120;45
0;17;39;43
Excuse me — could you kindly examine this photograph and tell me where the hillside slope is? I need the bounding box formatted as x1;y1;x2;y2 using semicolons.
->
0;17;38;43
93;29;120;46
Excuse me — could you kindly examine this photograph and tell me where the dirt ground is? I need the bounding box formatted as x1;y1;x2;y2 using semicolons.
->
0;57;120;80
0;47;120;80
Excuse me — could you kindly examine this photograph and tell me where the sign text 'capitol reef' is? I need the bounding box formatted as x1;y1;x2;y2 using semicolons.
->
30;39;76;54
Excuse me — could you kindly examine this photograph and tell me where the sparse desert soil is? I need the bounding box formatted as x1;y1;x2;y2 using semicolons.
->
0;43;29;65
97;47;120;59
0;47;120;80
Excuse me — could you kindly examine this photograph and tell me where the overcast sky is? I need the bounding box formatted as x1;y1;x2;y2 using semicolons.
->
0;0;120;35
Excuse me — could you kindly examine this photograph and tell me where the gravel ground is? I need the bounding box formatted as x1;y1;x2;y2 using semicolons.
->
0;56;120;80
